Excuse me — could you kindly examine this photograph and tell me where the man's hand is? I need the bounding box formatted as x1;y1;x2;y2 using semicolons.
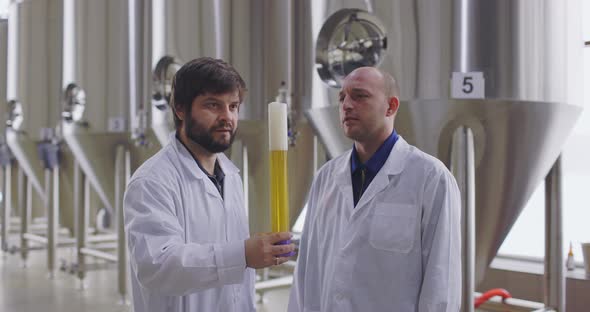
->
245;232;295;269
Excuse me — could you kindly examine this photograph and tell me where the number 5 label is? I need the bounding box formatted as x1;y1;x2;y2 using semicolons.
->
451;72;485;99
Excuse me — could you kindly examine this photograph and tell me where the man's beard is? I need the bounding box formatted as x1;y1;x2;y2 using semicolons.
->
185;116;236;154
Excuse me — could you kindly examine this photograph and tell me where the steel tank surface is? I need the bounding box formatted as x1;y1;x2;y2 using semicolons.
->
303;0;583;284
137;0;235;148
146;0;319;234
231;0;319;234
61;0;139;219
0;17;20;247
5;0;75;232
0;18;6;113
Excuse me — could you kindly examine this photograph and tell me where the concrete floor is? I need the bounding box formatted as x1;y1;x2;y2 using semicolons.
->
0;245;290;312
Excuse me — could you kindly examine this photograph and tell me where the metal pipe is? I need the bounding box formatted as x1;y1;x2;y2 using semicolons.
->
43;226;69;235
88;234;117;242
29;227;68;235
23;233;48;244
129;0;152;136
1;164;11;252
46;167;58;278
0;18;12;251
0;18;8;253
22;234;81;246
115;145;129;302
255;275;293;292
544;156;565;311
76;162;88;285
450;126;475;312
80;248;117;262
0;17;7;107
20;174;30;266
85;242;117;250
453;0;472;73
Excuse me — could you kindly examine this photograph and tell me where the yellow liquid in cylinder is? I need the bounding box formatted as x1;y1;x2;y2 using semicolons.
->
270;150;290;232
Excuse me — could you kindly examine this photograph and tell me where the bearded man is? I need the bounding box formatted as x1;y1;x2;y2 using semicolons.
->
124;57;294;312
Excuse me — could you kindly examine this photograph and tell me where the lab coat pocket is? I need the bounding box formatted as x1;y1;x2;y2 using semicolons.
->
369;203;417;253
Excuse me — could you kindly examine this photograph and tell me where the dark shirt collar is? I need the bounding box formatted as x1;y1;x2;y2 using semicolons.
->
175;131;225;195
351;129;398;175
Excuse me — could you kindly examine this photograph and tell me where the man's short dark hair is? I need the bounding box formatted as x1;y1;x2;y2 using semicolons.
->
170;57;246;128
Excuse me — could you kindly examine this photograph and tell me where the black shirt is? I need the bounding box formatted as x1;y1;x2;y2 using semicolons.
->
175;132;225;199
350;129;398;206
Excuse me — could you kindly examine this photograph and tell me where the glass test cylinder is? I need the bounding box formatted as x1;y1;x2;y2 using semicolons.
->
268;101;289;232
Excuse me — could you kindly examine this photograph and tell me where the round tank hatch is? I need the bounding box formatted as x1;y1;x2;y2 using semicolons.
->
316;9;387;88
6;99;23;130
61;83;86;123
153;56;183;111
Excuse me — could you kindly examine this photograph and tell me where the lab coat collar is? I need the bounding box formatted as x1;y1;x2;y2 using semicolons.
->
336;136;412;213
381;135;411;176
170;133;239;199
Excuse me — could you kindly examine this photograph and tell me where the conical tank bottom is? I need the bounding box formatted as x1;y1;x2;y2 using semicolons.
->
62;122;129;215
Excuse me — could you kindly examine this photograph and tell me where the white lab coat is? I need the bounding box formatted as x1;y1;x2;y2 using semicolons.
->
124;134;255;312
288;136;461;312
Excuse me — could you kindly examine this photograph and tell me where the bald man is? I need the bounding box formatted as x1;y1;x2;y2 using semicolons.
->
288;67;461;311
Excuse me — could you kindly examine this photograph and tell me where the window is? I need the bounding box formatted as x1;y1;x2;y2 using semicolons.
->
0;0;8;17
499;3;590;262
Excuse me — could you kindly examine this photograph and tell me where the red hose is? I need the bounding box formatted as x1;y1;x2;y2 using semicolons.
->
474;288;512;308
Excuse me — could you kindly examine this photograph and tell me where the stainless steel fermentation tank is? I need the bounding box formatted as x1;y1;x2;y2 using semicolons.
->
56;0;315;299
60;0;151;299
0;17;19;253
145;0;321;234
3;0;77;275
303;0;583;291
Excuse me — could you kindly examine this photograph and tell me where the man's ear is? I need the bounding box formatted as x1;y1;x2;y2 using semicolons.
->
386;96;400;117
175;105;185;122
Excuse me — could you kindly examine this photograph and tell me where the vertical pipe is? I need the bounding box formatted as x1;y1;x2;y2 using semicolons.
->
0;18;12;251
129;0;152;135
1;164;10;252
52;166;59;272
46;168;55;278
115;145;128;303
19;168;28;265
6;1;18;100
544;156;565;311
62;0;75;87
0;18;7;251
453;0;470;72
151;0;165;66
200;0;231;60
74;160;87;288
0;18;7;133
451;126;475;312
49;0;64;127
82;175;89;279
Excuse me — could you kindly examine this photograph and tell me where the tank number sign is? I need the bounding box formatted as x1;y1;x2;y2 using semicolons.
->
451;72;485;99
108;116;126;132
